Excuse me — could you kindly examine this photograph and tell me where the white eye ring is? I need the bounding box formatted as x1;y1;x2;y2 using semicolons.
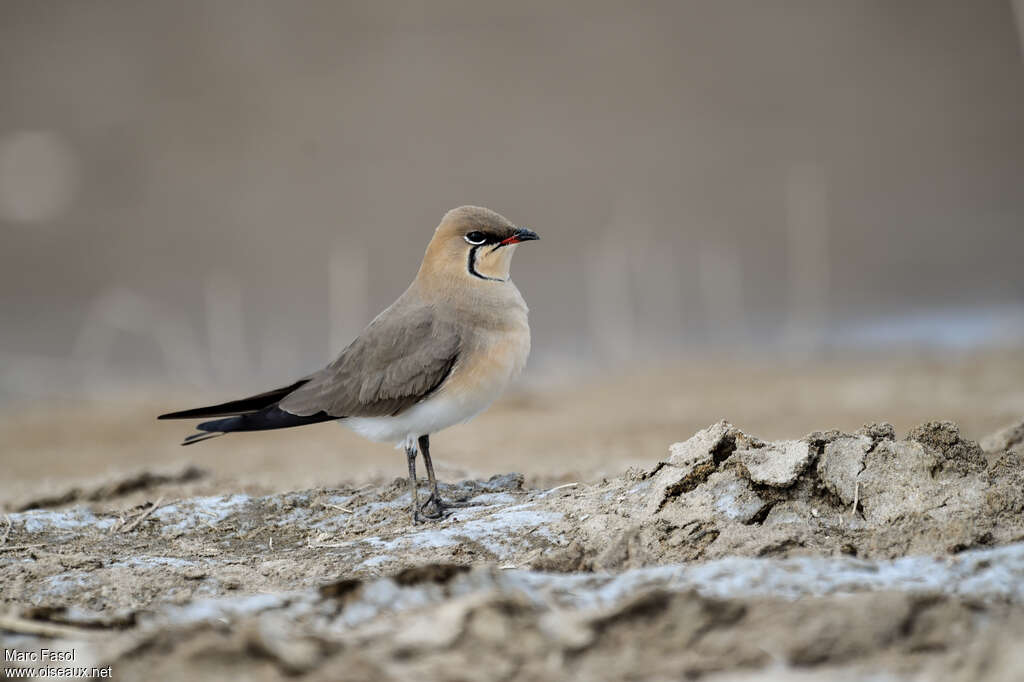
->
464;232;487;245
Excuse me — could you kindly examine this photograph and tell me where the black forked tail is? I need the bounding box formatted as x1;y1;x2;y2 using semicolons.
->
158;378;337;446
179;406;337;446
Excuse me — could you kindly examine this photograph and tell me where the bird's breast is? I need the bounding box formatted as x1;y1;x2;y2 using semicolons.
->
455;320;531;395
446;282;531;394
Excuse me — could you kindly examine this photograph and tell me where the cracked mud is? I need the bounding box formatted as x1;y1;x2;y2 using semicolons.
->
2;418;1024;681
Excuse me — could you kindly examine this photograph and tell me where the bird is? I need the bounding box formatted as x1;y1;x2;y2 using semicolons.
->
159;206;538;522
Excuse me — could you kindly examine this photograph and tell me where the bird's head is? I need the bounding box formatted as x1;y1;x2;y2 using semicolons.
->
420;206;539;285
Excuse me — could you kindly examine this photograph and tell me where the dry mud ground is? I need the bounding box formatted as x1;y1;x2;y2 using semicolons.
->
2;414;1024;681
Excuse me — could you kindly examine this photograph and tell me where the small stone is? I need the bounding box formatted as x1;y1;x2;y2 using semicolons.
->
817;435;871;505
666;420;737;469
183;567;207;580
735;440;814;487
643;421;739;516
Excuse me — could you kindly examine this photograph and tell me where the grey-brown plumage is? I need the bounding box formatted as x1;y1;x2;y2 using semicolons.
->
279;303;460;419
160;206;537;522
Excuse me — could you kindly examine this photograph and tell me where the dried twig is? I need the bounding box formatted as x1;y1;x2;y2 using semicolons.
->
0;614;97;639
0;544;44;553
850;482;860;519
120;497;164;534
307;540;349;549
548;482;579;492
108;512;127;535
323;503;355;514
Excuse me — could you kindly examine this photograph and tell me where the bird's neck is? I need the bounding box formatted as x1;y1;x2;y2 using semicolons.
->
417;242;517;287
412;260;527;323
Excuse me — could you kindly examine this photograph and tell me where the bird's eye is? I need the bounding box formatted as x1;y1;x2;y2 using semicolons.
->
464;231;487;245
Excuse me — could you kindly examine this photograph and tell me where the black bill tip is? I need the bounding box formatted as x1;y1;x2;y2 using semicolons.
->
501;228;539;245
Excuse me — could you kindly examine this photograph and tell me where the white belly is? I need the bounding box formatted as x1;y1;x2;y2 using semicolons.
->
341;389;497;446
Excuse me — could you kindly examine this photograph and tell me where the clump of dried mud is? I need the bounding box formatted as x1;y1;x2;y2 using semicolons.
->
2;418;1024;681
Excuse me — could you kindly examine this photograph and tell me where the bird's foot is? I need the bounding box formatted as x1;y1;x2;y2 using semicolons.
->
414;493;473;522
418;493;448;521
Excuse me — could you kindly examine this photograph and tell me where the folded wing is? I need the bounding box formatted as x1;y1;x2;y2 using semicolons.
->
279;302;461;419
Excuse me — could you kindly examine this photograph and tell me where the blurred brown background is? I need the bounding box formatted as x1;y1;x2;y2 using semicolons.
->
1;1;1023;498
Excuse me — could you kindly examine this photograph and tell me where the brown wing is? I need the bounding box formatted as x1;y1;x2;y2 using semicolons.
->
278;303;460;418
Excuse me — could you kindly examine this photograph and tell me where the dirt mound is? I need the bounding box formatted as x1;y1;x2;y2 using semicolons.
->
3;420;1024;681
536;419;1024;570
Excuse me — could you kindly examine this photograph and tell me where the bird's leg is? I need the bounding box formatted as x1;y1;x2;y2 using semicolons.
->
417;434;471;519
405;442;422;523
418;435;443;519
